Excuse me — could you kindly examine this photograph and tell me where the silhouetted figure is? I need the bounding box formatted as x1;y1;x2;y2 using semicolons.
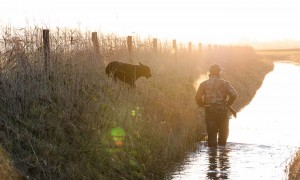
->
105;61;152;87
195;64;237;147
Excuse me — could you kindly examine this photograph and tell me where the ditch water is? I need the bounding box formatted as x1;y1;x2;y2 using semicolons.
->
171;62;300;180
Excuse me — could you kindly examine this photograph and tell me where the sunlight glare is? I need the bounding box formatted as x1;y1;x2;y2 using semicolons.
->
1;0;300;44
111;127;126;147
228;62;300;146
193;74;208;92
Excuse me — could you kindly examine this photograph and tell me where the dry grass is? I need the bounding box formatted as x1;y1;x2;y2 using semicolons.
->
256;49;300;63
288;151;300;180
0;26;273;179
0;147;23;179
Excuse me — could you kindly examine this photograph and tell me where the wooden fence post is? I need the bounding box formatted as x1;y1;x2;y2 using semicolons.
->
43;29;50;72
198;43;202;51
208;44;212;51
189;42;192;53
172;39;177;52
92;32;100;55
153;38;157;53
198;43;202;55
127;36;133;63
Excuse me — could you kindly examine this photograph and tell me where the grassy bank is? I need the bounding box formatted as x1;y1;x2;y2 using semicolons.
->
289;151;300;180
0;27;273;179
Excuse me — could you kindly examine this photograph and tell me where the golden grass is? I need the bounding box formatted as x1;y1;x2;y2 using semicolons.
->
0;26;274;179
256;49;300;63
289;151;300;180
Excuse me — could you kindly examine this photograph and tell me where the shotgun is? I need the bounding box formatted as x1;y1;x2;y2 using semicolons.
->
227;105;237;118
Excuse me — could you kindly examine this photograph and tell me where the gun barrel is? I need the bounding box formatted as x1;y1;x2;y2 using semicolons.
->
227;105;237;118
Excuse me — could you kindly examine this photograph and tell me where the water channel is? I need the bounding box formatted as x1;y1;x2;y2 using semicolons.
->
171;62;300;180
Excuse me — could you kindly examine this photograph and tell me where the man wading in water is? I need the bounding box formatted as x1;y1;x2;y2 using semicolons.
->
195;64;238;147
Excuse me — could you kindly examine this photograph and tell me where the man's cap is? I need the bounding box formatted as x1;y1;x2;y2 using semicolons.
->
209;64;223;74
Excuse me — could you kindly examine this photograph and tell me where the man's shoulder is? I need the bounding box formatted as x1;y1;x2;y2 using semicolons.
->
218;77;232;84
206;77;228;83
200;79;210;85
200;79;208;83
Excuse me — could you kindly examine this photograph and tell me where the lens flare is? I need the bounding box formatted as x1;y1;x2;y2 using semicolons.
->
111;127;125;148
131;110;136;117
131;107;142;120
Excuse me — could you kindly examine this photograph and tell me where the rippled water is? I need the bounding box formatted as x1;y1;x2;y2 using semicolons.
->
171;62;300;180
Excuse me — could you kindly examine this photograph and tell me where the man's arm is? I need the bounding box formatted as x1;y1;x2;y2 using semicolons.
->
226;82;238;105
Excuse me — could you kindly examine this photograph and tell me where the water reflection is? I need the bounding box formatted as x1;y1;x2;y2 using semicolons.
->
207;147;230;179
172;142;298;179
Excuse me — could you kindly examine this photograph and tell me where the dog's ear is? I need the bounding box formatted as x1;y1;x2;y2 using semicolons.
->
139;62;144;66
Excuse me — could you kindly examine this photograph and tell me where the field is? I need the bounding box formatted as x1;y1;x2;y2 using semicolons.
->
0;27;273;179
256;49;300;63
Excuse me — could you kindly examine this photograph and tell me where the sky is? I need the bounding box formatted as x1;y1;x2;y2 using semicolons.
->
1;0;300;46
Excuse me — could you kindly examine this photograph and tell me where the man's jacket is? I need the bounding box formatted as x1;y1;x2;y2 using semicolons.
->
195;74;237;107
